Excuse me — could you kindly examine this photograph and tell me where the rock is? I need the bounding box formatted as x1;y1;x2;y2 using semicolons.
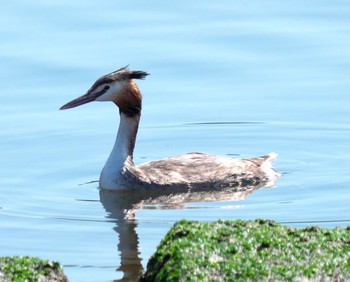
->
0;256;67;282
141;219;350;281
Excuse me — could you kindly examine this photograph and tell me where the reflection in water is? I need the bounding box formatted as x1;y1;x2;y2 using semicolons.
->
99;180;277;281
99;190;143;281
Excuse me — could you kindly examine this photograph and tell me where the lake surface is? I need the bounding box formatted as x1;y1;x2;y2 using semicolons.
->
1;1;349;281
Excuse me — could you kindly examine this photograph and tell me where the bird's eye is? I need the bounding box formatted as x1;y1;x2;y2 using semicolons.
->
104;85;110;90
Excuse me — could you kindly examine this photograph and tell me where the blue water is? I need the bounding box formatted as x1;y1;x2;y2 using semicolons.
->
1;1;349;281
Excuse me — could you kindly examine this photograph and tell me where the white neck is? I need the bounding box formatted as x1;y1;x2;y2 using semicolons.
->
99;113;140;189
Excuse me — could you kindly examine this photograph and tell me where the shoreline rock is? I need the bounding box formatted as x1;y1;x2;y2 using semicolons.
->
0;256;67;282
141;219;350;281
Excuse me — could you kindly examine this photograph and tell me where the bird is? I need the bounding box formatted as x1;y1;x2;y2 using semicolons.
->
60;66;280;190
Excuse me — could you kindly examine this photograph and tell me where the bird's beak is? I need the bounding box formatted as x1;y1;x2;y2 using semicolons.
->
60;91;97;110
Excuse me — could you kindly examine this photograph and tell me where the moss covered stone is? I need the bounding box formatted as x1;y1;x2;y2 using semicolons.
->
142;219;350;281
0;256;67;282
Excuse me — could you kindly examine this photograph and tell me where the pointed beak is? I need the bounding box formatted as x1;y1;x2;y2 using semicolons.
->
60;92;97;110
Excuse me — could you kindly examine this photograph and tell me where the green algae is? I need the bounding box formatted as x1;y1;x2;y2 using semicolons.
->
142;219;350;281
0;256;67;282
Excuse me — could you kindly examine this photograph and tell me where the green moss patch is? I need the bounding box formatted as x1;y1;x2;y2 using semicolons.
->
0;256;67;282
142;219;350;281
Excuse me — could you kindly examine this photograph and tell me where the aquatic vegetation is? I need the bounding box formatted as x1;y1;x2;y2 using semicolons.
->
0;256;67;282
142;219;350;281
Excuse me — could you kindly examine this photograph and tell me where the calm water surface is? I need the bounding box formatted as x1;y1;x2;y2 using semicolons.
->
1;1;349;281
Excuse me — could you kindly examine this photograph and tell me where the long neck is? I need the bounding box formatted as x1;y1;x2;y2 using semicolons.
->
99;112;140;189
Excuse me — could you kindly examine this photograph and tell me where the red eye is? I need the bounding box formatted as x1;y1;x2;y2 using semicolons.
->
104;85;110;90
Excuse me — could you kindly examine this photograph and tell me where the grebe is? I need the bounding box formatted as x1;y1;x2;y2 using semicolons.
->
60;67;279;190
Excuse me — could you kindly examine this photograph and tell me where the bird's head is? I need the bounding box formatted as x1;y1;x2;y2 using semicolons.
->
60;66;149;117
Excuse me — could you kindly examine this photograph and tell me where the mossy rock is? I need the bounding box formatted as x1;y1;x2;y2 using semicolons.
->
142;219;350;281
0;256;67;282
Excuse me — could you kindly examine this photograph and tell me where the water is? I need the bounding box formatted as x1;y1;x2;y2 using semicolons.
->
1;1;349;281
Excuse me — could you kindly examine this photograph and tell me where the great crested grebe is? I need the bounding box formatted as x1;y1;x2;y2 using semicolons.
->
60;67;279;190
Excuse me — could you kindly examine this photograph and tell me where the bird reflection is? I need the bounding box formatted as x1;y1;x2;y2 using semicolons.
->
99;181;277;281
